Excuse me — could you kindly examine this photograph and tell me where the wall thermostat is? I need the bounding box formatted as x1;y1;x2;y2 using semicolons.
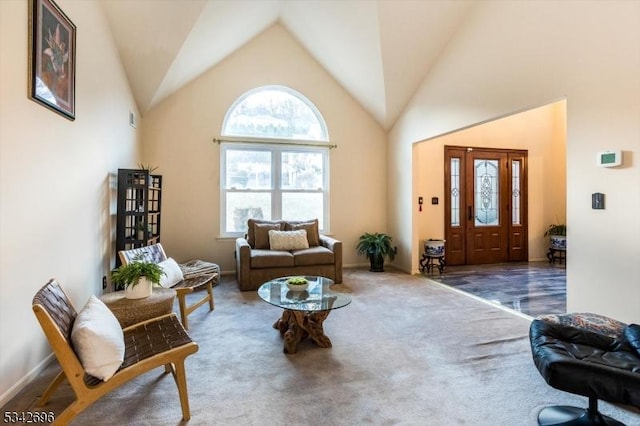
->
596;150;622;167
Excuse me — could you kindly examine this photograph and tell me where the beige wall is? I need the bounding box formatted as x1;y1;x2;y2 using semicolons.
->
415;101;567;262
142;24;387;271
0;0;139;403
2;0;638;408
390;1;640;323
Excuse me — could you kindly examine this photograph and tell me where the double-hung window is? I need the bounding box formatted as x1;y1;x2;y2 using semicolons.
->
220;86;330;237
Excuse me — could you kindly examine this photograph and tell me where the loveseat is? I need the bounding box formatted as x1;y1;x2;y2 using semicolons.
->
235;218;342;291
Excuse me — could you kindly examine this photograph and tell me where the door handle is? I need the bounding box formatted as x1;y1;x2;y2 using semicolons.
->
468;206;473;221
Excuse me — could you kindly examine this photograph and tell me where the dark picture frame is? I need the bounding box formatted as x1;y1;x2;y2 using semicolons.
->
28;0;76;120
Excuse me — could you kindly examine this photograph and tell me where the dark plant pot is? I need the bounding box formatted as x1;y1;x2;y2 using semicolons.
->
369;254;385;272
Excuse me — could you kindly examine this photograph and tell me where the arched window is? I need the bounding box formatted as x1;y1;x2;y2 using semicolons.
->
222;85;328;141
220;86;331;236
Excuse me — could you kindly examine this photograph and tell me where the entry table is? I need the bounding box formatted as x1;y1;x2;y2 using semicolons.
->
258;276;351;354
100;288;176;328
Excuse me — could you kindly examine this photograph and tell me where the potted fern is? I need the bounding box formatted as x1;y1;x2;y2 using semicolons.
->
356;232;396;272
111;256;165;299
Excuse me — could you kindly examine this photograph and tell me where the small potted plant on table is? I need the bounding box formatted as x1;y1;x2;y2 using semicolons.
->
111;257;165;299
356;232;396;272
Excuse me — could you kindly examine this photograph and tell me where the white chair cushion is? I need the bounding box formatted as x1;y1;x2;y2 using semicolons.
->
269;229;309;251
158;257;184;288
71;295;124;381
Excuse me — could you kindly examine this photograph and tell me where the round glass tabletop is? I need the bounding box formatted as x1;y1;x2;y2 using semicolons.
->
258;276;351;312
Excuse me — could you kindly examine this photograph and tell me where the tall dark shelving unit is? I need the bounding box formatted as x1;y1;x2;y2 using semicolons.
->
115;169;162;266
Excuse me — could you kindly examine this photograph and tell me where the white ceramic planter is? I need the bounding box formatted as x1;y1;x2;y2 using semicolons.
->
424;239;446;256
124;277;153;299
549;235;566;250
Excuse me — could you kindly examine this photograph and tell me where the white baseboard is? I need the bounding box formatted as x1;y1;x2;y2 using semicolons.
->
0;353;56;407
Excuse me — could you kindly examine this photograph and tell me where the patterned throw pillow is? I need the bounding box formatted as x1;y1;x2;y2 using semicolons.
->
268;230;310;251
537;313;626;339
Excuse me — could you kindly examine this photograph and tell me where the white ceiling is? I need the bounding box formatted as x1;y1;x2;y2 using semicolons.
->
100;0;474;130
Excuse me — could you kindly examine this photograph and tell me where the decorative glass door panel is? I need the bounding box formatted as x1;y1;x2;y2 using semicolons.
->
474;159;499;226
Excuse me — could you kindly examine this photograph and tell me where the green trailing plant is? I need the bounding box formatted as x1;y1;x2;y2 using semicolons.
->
544;224;566;237
356;232;396;272
111;255;165;290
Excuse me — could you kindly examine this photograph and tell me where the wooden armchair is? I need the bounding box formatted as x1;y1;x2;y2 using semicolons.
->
32;279;199;425
118;243;219;329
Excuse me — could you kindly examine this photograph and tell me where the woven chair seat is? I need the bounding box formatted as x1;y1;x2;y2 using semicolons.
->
122;314;193;367
83;314;194;387
171;273;215;293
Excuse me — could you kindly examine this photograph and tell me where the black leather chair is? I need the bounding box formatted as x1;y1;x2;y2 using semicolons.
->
529;317;640;425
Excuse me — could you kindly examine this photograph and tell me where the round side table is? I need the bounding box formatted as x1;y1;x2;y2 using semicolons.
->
100;288;176;328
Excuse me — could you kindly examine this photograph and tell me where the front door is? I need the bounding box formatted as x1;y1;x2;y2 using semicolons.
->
445;147;528;265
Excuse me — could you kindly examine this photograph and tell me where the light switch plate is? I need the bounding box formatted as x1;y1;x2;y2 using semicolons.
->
592;193;605;209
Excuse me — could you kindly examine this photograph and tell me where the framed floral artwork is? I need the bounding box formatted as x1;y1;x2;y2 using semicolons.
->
28;0;76;120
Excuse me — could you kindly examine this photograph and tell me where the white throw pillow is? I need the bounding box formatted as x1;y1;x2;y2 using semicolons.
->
158;257;184;288
71;295;124;381
269;229;309;251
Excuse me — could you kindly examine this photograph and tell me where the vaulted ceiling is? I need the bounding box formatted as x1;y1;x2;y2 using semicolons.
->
100;0;474;130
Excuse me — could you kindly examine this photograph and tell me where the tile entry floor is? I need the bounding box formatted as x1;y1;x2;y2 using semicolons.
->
425;261;566;318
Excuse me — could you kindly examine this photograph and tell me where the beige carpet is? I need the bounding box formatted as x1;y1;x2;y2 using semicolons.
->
4;269;640;425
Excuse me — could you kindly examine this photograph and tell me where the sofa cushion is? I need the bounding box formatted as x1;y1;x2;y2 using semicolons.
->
254;223;283;249
250;249;294;268
247;219;284;248
269;230;310;251
292;245;335;266
285;219;320;246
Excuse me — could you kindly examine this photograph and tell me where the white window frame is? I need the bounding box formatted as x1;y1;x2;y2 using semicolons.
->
219;85;331;238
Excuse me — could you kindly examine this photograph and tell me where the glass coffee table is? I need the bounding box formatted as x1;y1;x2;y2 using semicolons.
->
258;276;351;354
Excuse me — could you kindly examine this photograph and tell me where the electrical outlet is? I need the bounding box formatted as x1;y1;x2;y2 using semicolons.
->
102;276;107;290
393;246;398;255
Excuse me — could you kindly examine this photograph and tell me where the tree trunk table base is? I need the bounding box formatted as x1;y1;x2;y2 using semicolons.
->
258;276;351;354
273;309;332;354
